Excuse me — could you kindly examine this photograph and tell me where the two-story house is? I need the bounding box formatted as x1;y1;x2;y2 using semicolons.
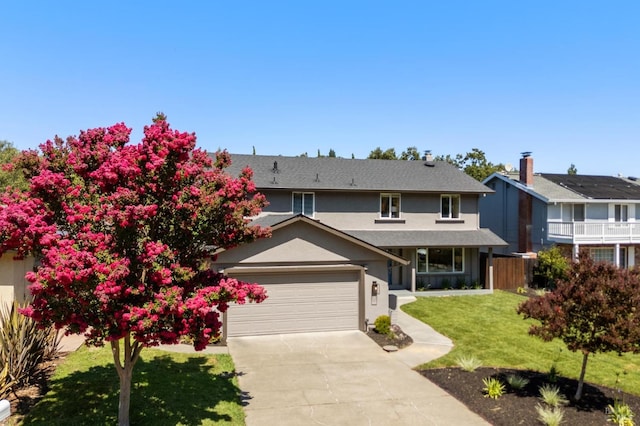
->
215;153;506;337
481;153;640;268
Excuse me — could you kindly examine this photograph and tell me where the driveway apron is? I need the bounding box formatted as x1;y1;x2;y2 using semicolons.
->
227;331;489;426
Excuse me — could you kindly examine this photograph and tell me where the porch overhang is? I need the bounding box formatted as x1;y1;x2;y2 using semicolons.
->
343;229;508;249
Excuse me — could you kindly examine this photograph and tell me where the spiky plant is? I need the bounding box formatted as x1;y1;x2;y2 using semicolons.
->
0;301;59;397
506;373;530;390
455;354;483;372
539;384;569;407
536;404;565;426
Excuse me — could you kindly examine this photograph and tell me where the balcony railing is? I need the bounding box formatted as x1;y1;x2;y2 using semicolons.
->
547;221;640;244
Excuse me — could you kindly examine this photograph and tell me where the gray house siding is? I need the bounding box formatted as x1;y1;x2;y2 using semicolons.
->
481;177;550;254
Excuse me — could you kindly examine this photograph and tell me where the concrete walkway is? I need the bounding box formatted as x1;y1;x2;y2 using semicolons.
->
390;295;454;368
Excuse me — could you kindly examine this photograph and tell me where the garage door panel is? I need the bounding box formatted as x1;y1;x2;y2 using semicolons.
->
226;271;360;337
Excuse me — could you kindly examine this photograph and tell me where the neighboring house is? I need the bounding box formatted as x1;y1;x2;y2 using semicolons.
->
481;153;640;268
0;254;33;307
215;154;506;337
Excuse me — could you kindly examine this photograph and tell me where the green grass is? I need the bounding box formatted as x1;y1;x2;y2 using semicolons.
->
402;291;640;395
22;346;244;425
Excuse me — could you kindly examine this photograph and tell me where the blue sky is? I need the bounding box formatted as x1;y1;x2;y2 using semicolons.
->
2;1;638;176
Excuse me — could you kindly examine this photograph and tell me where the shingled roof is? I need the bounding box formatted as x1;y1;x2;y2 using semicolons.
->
540;174;640;200
225;154;492;193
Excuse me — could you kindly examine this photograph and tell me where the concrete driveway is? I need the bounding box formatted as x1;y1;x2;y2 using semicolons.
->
227;331;488;426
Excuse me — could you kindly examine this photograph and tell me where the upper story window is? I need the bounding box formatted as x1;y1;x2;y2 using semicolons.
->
615;204;629;222
293;192;314;217
573;204;585;222
380;193;400;219
441;194;460;219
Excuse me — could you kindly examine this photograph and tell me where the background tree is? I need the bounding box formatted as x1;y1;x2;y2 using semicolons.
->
436;148;505;181
0;117;270;425
518;252;640;401
328;148;336;158
367;147;398;160
567;164;577;175
0;140;28;190
399;146;421;160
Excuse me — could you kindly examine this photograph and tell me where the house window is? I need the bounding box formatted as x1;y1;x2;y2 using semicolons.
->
417;247;464;273
573;204;585;222
590;247;614;264
380;193;400;219
293;192;314;216
441;195;460;219
615;204;629;222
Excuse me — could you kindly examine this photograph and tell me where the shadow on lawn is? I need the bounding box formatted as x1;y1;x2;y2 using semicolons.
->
23;354;242;426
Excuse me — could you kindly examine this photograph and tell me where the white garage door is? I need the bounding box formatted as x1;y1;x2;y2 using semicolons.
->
226;270;360;337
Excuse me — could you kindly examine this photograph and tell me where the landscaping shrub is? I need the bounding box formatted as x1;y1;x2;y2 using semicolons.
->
455;354;482;372
374;315;391;335
536;404;565;426
505;373;529;390
607;400;635;426
482;377;505;399
0;301;60;398
533;246;569;289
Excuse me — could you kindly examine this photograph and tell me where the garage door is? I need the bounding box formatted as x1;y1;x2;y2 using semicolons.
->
226;270;360;337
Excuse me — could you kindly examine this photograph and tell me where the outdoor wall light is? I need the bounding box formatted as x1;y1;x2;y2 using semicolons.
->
371;281;379;296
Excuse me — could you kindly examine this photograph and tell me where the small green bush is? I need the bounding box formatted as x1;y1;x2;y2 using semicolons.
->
539;384;568;407
505;373;530;390
374;315;391;335
482;377;505;399
455;354;482;372
607;400;635;426
536;404;565;426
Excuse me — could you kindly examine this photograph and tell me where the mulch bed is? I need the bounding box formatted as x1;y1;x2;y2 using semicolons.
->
421;366;640;425
366;323;640;425
366;324;413;349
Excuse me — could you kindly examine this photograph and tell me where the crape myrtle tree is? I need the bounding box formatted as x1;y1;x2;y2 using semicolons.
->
517;252;640;401
0;116;270;425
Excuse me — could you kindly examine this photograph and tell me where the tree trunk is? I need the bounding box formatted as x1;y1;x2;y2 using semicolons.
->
112;335;143;426
118;362;134;426
574;351;589;401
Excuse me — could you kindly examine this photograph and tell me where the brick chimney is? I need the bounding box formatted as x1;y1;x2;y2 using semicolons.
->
519;152;533;187
518;152;533;253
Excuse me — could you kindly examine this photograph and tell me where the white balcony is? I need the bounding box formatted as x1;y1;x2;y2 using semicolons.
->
548;221;640;244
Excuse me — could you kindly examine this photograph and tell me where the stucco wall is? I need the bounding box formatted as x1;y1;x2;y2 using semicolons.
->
0;256;34;307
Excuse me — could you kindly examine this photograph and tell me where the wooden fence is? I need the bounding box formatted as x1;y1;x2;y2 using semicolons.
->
483;255;537;290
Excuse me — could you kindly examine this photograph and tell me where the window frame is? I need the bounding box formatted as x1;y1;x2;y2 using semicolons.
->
615;204;629;222
380;193;401;219
292;192;315;217
416;247;465;274
440;194;461;220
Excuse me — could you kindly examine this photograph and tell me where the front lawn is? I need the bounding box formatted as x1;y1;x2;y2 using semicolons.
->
402;290;640;395
21;346;244;425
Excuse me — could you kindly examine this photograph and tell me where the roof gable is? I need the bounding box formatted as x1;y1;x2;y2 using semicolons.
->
224;154;492;194
216;214;409;265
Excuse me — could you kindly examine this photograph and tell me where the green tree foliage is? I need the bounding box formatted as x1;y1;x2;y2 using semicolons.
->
328;148;336;158
399;146;421;160
0;140;28;190
517;252;640;401
368;147;398;160
436;148;505;181
567;164;577;175
533;246;570;289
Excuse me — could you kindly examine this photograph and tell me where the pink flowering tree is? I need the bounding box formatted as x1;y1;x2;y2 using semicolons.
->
0;115;270;425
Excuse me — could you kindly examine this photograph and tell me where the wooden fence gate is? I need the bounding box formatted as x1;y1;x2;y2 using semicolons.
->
485;256;537;290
